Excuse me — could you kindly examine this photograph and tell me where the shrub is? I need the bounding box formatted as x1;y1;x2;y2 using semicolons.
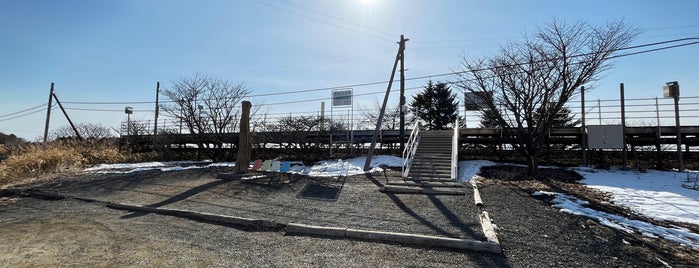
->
0;140;136;186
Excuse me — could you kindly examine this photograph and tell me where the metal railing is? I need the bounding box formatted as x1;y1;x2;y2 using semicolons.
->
402;121;421;179
451;117;459;180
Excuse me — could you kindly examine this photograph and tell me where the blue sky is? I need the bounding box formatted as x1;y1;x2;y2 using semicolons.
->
1;0;698;140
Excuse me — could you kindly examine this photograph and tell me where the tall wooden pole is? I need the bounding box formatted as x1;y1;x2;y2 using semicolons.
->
42;82;55;145
235;101;252;173
52;92;83;140
364;36;405;171
580;86;586;166
674;94;684;172
399;35;409;154
620;83;627;170
154;81;160;137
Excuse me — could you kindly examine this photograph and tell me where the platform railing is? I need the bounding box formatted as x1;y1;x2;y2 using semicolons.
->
451;117;459;180
402;121;421;179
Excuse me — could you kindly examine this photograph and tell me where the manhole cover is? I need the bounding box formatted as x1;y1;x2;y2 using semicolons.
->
298;183;342;201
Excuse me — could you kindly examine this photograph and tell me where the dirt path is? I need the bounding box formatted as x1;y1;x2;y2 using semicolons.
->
1;167;697;267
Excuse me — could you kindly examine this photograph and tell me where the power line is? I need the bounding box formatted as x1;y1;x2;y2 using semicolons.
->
50;37;699;108
0;106;56;122
249;0;394;42
276;0;395;38
63;107;152;112
0;103;46;118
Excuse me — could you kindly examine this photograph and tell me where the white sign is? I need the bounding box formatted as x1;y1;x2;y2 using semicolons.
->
332;89;353;107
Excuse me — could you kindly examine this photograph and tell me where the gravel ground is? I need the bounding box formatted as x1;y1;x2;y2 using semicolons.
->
1;166;697;267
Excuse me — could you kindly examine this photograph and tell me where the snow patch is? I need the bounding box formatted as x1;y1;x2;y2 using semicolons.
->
575;168;699;225
534;191;699;249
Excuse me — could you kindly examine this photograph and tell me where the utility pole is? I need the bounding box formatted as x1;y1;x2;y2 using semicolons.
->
364;35;406;171
663;81;683;172
399;35;409;154
620;83;627;170
580;86;587;166
154;81;160;137
52;92;83;141
42;82;55;145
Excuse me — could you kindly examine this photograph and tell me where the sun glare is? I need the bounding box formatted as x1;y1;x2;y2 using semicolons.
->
359;0;376;5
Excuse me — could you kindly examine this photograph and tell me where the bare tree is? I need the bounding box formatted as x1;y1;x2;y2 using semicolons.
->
457;19;638;176
360;101;410;131
160;74;250;160
52;123;115;140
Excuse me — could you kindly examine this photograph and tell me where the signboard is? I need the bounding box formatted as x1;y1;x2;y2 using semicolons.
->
332;88;353;107
587;125;624;149
124;107;133;114
464;91;492;111
663;81;680;98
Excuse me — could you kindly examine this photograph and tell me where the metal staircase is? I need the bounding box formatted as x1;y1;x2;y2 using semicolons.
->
403;119;459;181
405;130;453;181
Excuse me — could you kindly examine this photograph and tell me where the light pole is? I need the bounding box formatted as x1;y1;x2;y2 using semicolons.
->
125;107;133;135
663;81;683;172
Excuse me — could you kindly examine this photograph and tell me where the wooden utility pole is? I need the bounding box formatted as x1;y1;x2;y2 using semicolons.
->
620;83;627;170
399;35;409;154
52;92;83;141
364;35;406;171
43;83;55;145
235;101;252;173
154;81;160;137
580;86;587;166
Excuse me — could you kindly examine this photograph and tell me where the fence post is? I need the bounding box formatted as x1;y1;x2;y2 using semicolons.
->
620;84;628;169
580;86;587;166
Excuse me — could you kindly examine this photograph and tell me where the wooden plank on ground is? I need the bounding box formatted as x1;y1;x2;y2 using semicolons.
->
479;211;500;244
286;223;501;253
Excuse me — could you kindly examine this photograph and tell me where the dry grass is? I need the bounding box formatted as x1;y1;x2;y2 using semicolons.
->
0;141;141;187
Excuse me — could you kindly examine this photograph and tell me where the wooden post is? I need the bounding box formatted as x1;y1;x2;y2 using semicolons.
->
364;35;404;171
154;82;160;137
580;86;587;166
52;91;83;140
620;83;627;170
674;94;684;172
42;82;55;145
235;101;252;173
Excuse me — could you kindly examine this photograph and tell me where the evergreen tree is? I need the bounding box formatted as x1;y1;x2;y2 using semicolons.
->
479;108;500;128
410;81;459;130
535;106;581;128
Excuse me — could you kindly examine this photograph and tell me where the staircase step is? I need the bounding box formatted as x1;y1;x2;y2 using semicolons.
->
412;157;451;161
408;171;452;177
413;160;451;164
387;181;465;188
409;165;452;170
404;176;454;182
411;163;452;167
410;166;452;171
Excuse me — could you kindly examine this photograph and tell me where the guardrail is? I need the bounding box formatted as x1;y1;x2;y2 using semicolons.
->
402;121;421;179
451;117;459;180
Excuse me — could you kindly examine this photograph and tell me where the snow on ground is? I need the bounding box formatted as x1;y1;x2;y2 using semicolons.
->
84;156;405;177
84;161;234;174
84;157;699;247
457;160;497;182
575;168;699;226
289;155;404;177
534;191;699;249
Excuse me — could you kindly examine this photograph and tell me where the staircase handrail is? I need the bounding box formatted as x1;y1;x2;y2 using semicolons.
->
402;121;421;179
451;117;459;180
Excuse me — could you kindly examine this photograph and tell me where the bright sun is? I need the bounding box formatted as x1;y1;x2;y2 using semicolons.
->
359;0;376;5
